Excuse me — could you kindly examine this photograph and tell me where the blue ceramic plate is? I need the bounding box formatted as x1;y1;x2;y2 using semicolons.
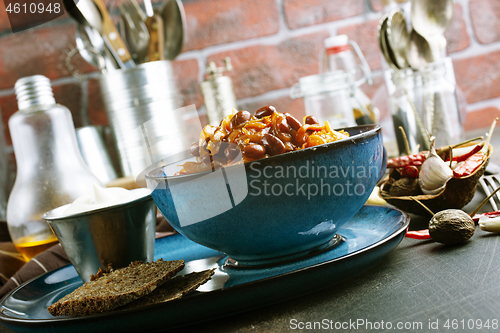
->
0;205;408;333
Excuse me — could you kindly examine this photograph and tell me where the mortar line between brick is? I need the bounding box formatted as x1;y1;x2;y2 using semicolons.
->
0;89;14;98
365;0;376;13
50;75;80;87
0;71;102;96
467;97;500;112
458;0;481;48
449;41;500;60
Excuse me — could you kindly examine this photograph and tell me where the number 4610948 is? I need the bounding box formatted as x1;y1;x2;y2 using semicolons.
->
443;319;498;330
6;2;61;14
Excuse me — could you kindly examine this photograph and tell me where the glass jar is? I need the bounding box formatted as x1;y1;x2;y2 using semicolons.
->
290;71;357;129
387;57;463;154
6;75;102;261
321;35;379;125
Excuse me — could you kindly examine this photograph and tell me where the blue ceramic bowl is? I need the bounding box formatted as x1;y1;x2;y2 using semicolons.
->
146;125;386;266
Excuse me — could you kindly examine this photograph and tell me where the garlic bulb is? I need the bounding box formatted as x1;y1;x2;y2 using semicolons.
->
418;138;453;195
479;216;500;233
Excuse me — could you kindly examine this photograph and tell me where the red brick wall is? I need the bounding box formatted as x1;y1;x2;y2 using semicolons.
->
0;0;499;144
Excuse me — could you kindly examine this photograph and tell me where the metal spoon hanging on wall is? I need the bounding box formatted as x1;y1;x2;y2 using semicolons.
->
158;0;186;60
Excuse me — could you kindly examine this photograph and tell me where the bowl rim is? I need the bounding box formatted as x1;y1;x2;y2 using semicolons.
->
145;124;382;181
41;190;153;222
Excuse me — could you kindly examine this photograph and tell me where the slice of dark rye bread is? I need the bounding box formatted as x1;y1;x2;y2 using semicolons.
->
121;268;216;309
47;259;185;317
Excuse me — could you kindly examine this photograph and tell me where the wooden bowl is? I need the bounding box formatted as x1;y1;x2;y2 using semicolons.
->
379;145;492;216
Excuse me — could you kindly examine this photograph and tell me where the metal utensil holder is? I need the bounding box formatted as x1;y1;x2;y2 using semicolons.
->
99;61;189;181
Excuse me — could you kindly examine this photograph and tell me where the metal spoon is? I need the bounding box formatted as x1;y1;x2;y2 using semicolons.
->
384;26;402;70
75;24;117;71
158;0;186;60
144;0;154;17
377;13;398;70
142;0;166;62
119;0;149;64
411;0;453;61
405;29;434;69
386;9;410;69
63;0;102;30
146;14;165;62
64;0;135;68
92;0;136;68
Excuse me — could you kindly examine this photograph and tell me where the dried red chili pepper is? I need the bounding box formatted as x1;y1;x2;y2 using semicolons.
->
401;165;419;178
405;229;431;239
387;153;426;168
452;152;486;178
444;144;482;162
472;211;500;224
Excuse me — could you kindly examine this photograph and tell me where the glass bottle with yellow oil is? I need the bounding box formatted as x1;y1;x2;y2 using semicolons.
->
6;75;102;261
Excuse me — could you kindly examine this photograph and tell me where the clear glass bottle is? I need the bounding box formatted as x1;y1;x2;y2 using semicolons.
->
0;107;8;221
6;75;102;261
322;35;379;125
